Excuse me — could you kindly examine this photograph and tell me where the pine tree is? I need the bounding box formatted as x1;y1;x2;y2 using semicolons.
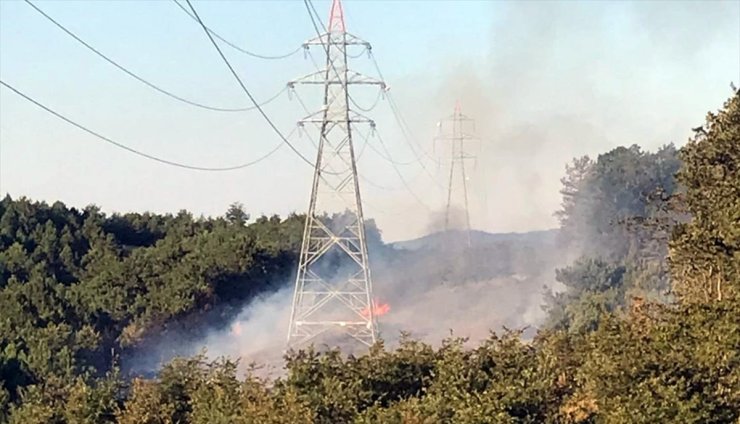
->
670;90;740;304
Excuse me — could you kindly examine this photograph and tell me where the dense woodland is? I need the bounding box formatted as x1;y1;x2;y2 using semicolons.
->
0;90;738;423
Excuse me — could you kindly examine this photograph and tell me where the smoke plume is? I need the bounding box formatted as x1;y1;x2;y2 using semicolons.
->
125;1;738;376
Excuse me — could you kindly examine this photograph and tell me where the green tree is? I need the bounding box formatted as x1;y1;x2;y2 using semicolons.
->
670;90;740;304
576;90;740;423
225;203;250;227
544;258;626;333
116;378;175;424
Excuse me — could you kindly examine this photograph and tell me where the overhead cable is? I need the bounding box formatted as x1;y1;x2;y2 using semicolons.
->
303;0;433;206
304;48;382;123
369;51;440;165
171;0;302;60
24;0;285;113
0;80;287;171
353;126;371;163
385;92;444;190
359;175;403;192
387;91;439;164
305;0;327;32
374;124;431;210
185;0;314;167
365;131;417;166
349;89;383;113
306;2;439;186
302;49;413;168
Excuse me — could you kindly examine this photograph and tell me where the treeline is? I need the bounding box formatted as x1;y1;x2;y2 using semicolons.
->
0;200;304;419
0;195;392;421
544;142;682;333
1;90;739;423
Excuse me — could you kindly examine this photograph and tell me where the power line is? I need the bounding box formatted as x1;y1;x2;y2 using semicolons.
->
299;0;433;220
300;0;393;183
349;88;383;113
369;51;440;166
305;5;439;190
365;131;417;166
294;91;383;186
305;47;380;114
287;0;379;348
303;0;349;89
347;46;370;59
171;0;302;60
374;123;431;210
185;0;314;167
439;103;477;246
303;48;417;169
353;125;372;163
386;91;438;164
303;0;432;203
385;91;444;191
290;89;320;132
359;174;403;192
0;80;287;171
305;0;327;31
24;0;285;113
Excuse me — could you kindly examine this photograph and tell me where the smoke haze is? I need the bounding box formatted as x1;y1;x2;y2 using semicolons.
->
121;0;738;376
124;227;564;379
369;0;739;241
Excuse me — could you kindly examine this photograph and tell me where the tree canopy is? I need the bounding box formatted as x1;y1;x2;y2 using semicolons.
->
1;89;738;423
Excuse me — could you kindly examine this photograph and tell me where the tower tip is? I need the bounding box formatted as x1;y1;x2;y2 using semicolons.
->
454;100;461;115
329;0;346;33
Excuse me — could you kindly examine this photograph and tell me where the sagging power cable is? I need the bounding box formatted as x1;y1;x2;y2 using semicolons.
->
303;0;432;198
24;0;286;113
0;80;288;171
171;0;302;60
185;0;314;167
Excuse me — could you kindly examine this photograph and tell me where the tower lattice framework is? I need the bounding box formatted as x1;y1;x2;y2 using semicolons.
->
437;102;478;247
287;0;386;348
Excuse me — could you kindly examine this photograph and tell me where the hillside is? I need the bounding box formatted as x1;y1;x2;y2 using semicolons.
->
0;90;738;424
391;228;559;252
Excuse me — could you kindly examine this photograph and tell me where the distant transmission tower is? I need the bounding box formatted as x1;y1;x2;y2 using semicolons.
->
287;0;386;348
436;101;478;247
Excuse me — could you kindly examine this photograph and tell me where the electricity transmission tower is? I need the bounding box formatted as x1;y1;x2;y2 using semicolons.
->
287;0;386;348
436;102;478;247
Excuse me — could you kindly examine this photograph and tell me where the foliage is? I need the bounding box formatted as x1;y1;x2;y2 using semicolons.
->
0;199;309;417
0;91;738;423
556;143;682;262
545;142;682;331
577;299;740;423
670;91;740;303
545;258;626;334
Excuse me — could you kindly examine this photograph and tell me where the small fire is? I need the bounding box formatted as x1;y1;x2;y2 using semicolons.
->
361;298;390;318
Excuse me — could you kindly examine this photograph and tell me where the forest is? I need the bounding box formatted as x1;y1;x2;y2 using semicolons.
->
0;90;738;423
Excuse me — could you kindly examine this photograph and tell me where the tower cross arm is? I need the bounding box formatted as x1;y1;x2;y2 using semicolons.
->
303;32;372;48
459;133;480;141
287;70;325;88
442;113;477;122
345;71;386;87
298;110;375;126
288;70;386;88
348;110;377;125
435;133;479;141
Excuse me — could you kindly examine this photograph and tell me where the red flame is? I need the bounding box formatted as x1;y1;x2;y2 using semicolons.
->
361;298;390;318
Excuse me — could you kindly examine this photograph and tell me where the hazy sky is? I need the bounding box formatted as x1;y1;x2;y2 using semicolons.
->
1;0;738;241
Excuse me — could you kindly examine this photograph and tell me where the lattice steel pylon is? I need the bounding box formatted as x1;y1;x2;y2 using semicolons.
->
436;101;478;247
287;0;386;349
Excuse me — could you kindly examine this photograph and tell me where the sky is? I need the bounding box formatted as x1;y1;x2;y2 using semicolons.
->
1;0;738;242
